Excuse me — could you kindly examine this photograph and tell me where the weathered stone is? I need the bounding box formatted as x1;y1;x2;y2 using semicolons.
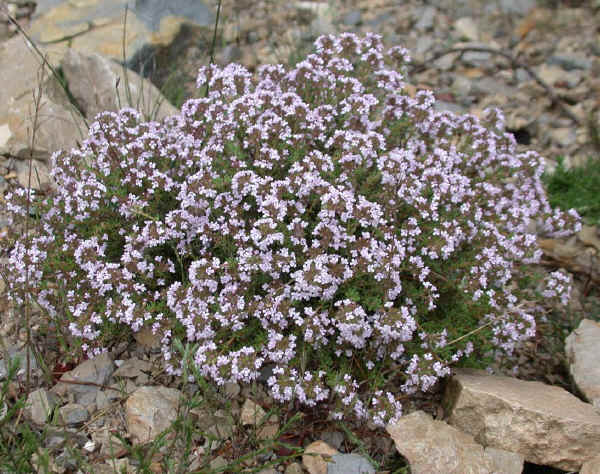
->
0;36;87;159
26;388;59;424
52;352;115;398
445;368;600;471
26;0;214;67
302;440;339;474
413;6;436;32
112;357;152;378
241;398;267;426
387;410;494;474
327;453;375;474
454;17;479;41
566;319;600;408
59;402;89;425
580;454;600;474
499;0;535;16
125;385;182;444
60;48;178;122
483;447;524;474
285;462;304;474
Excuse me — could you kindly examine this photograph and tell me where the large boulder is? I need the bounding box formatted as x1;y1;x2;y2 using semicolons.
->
61;48;178;122
0;35;178;191
444;368;600;471
26;0;214;67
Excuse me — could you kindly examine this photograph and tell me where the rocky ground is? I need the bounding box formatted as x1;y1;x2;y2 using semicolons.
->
1;0;600;473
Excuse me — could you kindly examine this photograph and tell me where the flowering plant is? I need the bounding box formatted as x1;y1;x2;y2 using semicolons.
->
1;33;580;426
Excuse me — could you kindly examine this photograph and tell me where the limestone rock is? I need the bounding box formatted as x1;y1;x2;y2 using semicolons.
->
386;410;495;474
302;440;339;474
26;388;59;424
26;0;214;67
59;402;89;425
125;385;182;444
484;447;524;474
61;48;177;122
0;36;87;159
454;17;479;41
240;398;267;426
580;454;600;474
327;453;375;474
51;352;115;398
565;319;600;408
445;368;600;471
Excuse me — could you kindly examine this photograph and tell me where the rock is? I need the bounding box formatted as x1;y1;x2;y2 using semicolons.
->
548;53;593;71
133;325;161;349
387;410;495;474
52;352;114;399
580;454;600;474
499;0;535;16
285;462;304;474
413;6;436;32
0;35;87;159
26;0;215;67
302;440;339;474
550;127;576;147
327;453;375;474
223;382;241;399
341;10;362;27
0;344;38;380
112;357;152;378
484;447;524;474
536;64;566;87
125;385;182;444
59;402;89;425
14;159;52;192
444;368;600;471
565;319;600;408
26;388;59;424
60;48;178;122
320;430;344;451
210;456;227;470
454;17;479;41
241;398;267;425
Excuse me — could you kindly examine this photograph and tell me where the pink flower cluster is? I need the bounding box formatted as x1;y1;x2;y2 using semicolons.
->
1;33;580;426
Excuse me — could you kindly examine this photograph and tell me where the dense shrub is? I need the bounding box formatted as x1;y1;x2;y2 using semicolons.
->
0;33;580;426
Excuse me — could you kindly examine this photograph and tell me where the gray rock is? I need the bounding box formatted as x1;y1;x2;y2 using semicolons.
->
548;53;593;71
59;403;89;425
321;430;344;451
342;10;362;27
26;388;59;424
566;319;600;408
52;352;115;398
28;0;214;65
499;0;535;15
414;6;436;32
327;453;375;474
0;344;38;380
112;357;152;378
